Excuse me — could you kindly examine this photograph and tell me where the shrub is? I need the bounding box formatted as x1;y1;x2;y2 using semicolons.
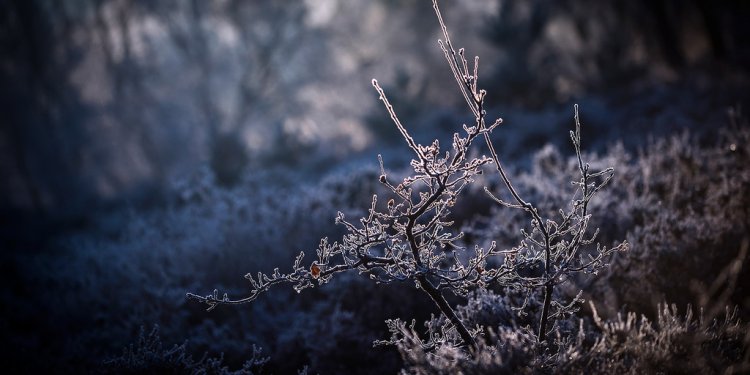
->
393;295;749;374
189;0;625;353
101;325;268;375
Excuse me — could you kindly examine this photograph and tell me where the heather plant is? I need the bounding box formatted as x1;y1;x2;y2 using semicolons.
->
394;242;749;374
101;325;269;375
559;241;749;374
8;163;381;372
189;0;626;352
587;113;750;317
394;297;749;374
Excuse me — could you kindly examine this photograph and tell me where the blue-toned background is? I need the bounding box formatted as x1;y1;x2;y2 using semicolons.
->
1;1;749;373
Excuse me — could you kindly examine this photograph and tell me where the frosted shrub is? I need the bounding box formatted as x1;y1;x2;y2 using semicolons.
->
588;119;750;316
189;0;625;351
12;162;381;372
396;297;749;374
563;243;749;374
102;325;268;375
396;242;749;374
389;118;750;373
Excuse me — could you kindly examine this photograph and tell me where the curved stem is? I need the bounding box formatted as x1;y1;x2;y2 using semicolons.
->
537;283;554;343
417;274;477;350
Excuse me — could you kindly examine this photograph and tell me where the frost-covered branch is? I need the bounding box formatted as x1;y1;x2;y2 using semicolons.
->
432;0;627;343
189;0;627;352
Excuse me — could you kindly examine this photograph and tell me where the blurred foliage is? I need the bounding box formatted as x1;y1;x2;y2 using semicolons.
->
1;0;748;223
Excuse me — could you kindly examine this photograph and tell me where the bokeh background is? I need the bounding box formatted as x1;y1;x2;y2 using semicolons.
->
1;0;749;373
